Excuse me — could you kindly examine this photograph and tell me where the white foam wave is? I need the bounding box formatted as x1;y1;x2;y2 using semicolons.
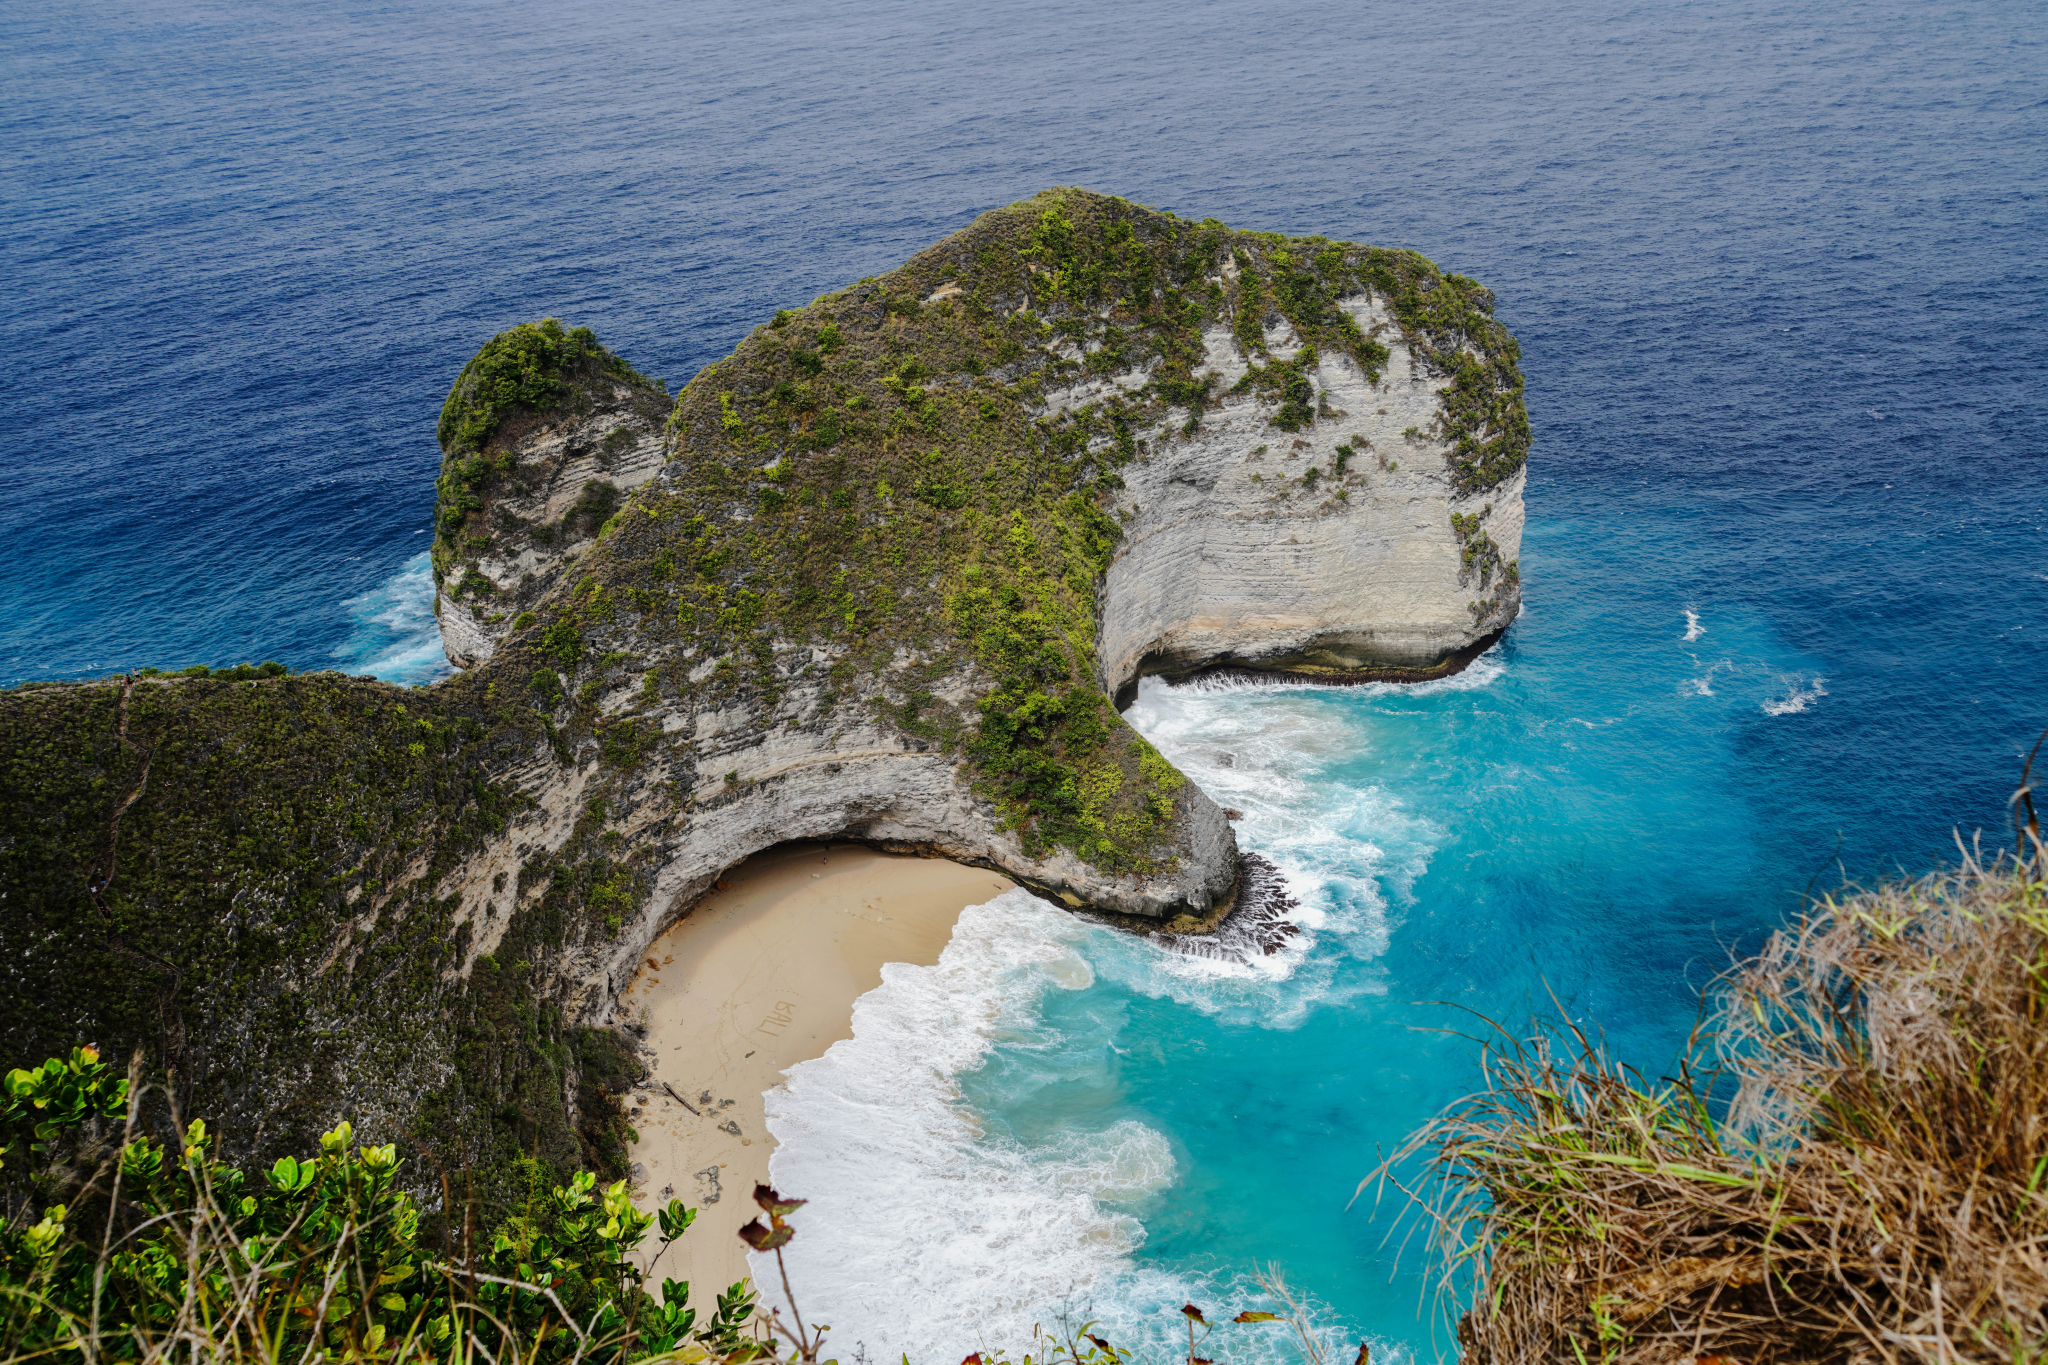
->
1761;676;1828;716
331;550;451;686
1111;677;1443;1027
1682;658;1730;697
760;892;1175;1360
1682;607;1705;642
1039;1264;1405;1365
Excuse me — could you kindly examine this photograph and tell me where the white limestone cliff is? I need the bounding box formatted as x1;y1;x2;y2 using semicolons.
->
436;378;670;668
1097;295;1523;700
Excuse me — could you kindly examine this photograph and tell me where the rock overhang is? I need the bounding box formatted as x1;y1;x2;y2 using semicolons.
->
0;186;1531;1201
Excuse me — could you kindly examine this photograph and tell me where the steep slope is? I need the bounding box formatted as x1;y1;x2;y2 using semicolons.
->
0;189;1528;1206
432;321;674;668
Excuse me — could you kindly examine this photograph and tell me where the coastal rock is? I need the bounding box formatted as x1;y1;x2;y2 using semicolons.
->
0;189;1527;1195
1100;305;1523;699
432;328;671;668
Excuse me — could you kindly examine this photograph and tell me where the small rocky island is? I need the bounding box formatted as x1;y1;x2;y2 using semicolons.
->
0;189;1527;1201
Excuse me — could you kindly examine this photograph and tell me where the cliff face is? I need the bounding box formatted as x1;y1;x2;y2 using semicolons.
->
431;323;672;668
1096;298;1523;700
0;189;1526;1203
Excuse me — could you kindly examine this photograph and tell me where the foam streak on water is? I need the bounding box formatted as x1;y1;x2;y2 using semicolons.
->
330;551;451;686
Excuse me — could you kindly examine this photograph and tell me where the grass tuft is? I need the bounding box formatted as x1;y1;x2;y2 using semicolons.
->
1369;765;2048;1365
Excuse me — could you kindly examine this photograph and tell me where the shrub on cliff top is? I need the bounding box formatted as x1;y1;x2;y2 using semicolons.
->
1371;789;2048;1365
433;318;660;554
440;319;607;455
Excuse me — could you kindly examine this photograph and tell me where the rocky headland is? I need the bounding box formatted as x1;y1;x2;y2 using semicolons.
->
0;189;1527;1205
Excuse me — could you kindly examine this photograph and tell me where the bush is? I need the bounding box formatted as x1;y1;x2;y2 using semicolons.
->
438;319;602;455
0;1048;762;1364
541;622;582;672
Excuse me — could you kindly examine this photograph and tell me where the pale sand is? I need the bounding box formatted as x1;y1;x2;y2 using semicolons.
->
623;842;1015;1297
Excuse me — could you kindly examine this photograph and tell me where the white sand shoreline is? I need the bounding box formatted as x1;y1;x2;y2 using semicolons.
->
623;842;1015;1296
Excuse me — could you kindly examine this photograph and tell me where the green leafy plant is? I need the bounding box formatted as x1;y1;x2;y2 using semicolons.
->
0;1047;779;1364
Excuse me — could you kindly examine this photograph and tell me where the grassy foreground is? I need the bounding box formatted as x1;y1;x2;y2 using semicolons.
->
1374;794;2048;1365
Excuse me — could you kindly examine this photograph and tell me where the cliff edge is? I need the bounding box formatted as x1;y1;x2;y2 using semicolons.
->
0;189;1526;1204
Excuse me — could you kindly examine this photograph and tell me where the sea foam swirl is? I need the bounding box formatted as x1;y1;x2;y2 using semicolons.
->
759;892;1175;1359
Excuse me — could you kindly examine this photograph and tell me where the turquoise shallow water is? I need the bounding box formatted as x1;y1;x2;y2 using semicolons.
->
760;514;1902;1360
6;0;2045;1357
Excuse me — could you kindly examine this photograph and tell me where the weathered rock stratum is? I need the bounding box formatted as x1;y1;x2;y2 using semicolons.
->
0;189;1527;1207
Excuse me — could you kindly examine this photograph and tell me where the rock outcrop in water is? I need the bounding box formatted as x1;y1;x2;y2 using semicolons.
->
0;189;1527;1203
432;329;673;669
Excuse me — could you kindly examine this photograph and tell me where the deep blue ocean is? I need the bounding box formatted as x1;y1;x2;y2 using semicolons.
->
6;0;2044;1358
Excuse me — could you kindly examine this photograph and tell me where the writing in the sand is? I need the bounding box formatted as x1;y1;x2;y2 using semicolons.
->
755;1001;795;1037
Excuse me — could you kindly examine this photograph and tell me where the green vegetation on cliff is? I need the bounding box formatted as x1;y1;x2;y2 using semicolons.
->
0;188;1530;1229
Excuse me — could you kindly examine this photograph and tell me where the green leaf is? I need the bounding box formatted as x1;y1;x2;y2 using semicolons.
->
659;1199;698;1240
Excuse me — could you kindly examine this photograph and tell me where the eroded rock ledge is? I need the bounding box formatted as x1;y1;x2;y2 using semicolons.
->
0;188;1526;1201
427;190;1525;935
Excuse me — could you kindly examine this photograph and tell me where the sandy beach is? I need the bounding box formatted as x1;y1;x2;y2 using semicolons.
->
623;842;1014;1298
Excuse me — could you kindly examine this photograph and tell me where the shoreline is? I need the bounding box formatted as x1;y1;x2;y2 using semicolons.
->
622;842;1015;1297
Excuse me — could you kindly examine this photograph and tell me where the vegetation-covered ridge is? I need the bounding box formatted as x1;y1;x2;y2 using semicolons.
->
0;669;643;1222
478;188;1526;874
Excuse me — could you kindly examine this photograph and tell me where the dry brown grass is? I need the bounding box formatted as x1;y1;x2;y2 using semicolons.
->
1366;766;2048;1365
